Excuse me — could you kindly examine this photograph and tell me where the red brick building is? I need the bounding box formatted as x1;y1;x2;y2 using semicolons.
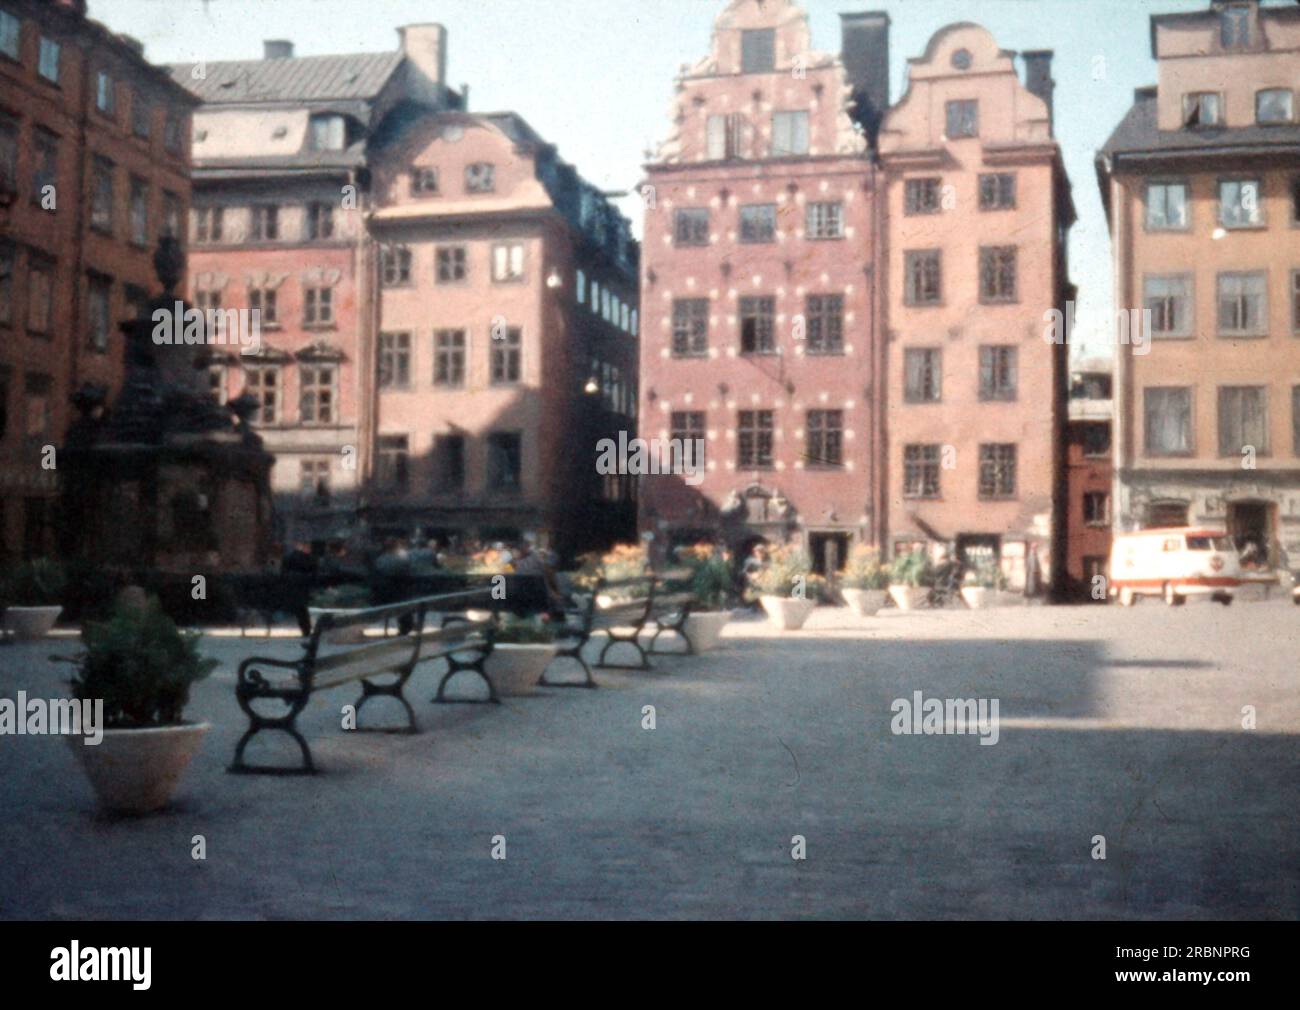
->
638;1;889;572
0;0;196;559
1064;362;1114;599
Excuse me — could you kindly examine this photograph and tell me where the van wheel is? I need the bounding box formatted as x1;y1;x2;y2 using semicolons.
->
1164;583;1186;607
1118;588;1135;607
1218;594;1233;606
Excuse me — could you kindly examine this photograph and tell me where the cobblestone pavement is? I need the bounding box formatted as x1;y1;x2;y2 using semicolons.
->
1;597;1297;919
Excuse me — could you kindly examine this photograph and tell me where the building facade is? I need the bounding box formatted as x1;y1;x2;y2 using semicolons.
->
366;110;639;560
1097;0;1300;567
878;24;1075;592
0;0;195;559
169;27;457;546
638;0;889;573
1064;361;1114;599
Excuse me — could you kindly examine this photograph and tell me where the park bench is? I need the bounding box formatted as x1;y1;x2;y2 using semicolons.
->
644;567;699;656
229;590;495;775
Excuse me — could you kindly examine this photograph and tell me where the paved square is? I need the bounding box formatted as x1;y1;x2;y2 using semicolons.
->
1;599;1297;919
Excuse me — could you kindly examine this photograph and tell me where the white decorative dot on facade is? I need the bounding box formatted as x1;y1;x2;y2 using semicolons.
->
819;391;830;403
683;392;694;404
725;400;736;410
686;277;696;288
820;272;830;284
819;180;829;193
776;461;786;471
775;399;785;408
660;348;670;358
751;275;762;287
659;400;671;412
686;186;697;199
844;399;856;410
845;227;856;239
845;461;855;472
726;348;737;358
845;344;854;353
750;392;761;404
794;460;805;470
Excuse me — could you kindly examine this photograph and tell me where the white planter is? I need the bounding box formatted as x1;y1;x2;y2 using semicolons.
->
488;643;558;697
684;610;730;651
69;722;209;814
3;605;62;641
760;595;817;631
308;608;368;644
841;588;888;617
889;585;928;612
961;586;995;610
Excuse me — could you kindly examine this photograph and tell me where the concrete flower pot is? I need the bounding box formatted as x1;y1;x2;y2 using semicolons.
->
307;608;368;644
760;595;816;631
69;722;209;814
3;605;62;641
961;586;995;610
488;644;558;696
888;585;928;612
841;588;888;617
684;611;730;651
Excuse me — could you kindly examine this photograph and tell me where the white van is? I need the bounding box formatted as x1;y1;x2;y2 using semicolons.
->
1108;528;1240;606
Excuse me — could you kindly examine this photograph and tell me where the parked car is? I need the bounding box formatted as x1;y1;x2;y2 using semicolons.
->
1108;528;1240;607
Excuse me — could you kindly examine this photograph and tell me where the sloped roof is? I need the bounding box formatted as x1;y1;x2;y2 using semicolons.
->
168;51;404;105
1101;87;1300;159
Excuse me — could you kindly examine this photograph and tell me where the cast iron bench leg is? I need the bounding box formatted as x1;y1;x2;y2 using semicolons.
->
228;690;316;776
540;639;598;688
596;627;652;671
353;674;418;734
433;647;500;705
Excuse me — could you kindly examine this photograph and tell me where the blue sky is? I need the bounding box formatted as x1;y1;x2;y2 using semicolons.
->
90;0;1277;361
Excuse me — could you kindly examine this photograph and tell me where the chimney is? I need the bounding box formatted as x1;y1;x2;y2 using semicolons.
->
840;12;890;143
1022;50;1055;135
398;23;448;106
263;40;294;60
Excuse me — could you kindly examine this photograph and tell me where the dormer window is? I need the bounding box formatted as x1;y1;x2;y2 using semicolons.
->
1256;89;1294;125
945;100;978;139
308;114;345;151
1182;92;1222;128
411;167;439;195
1220;4;1251;49
741;29;775;74
465;162;495;193
770;111;809;156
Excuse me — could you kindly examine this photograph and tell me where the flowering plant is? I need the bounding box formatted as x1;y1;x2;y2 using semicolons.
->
748;545;823;599
673;542;732;610
841;546;890;590
571;542;649;591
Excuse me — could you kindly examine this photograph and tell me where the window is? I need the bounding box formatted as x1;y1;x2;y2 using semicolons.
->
1293;271;1300;333
87;274;111;352
741;28;776;74
95;71;114;115
381;246;412;287
491;327;521;384
978;444;1017;498
904;348;942;403
377;435;410;490
31;129;56;205
805;294;843;354
979;246;1017;303
90;157;114;233
1219;179;1262;228
436;246;467;283
306;202;334;240
251;205;279;241
308;115;345;151
904;250;941;305
771;111;809;156
303;287;332;326
299;365;336;425
1221;4;1251;48
194;289;221;315
378;332;410;389
0;243;12;327
706;114;746;160
0;10;18;60
978;346;1018;401
1083;492;1110;526
24;374;51;440
433;435;465;492
1218;386;1268;457
38;37;59;83
465;162;495;193
248;287;277;326
806;201;843;240
1145;182;1189;230
1144;387;1192;456
903;445;941;498
1144;275;1192;338
487;432;522;490
1294;386;1300;456
194;206;222;244
129;177;148;245
945;100;978;138
245;365;280;424
300;459;330;502
164;112;182;153
1183;92;1222;127
737;411;774;469
434;330;465;387
131;93;151;139
0;114;15;195
905;178;941;215
27;256;52;335
670;412;706;468
411;167;439;195
1082;422;1112;458
979;173;1016;210
1217;272;1267;336
739;204;776;243
1292;177;1300;225
674;208;709;246
739;296;775;354
162;191;180;238
0;369;7;441
806;410;843;468
1257;89;1293;125
491;243;524;282
672;298;709;357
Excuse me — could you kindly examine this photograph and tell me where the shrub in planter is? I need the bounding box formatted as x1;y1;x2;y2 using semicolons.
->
888;550;933;612
749;546;819;630
1;557;67;640
961;562;1007;610
60;596;217;813
840;546;891;616
488;615;558;697
668;543;733;650
570;543;650;603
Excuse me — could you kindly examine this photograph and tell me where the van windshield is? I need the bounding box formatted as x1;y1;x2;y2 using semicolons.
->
1186;536;1233;551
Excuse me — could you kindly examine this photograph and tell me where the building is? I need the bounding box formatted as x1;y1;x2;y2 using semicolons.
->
365;109;639;560
0;0;196;559
1097;0;1300;567
168;27;459;546
638;0;889;574
1064;359;1114;599
878;23;1076;592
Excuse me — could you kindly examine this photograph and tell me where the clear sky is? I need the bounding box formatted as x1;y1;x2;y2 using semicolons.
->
89;0;1284;363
